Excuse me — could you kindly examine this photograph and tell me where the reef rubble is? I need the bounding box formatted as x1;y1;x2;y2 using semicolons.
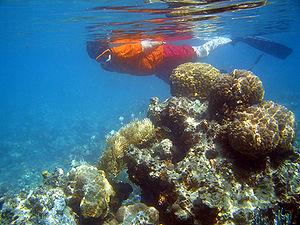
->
0;62;299;225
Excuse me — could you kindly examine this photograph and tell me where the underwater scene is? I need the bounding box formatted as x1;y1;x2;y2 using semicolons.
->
0;0;300;224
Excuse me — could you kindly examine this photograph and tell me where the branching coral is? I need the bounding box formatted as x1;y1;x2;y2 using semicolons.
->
98;118;156;176
227;101;296;157
170;62;221;100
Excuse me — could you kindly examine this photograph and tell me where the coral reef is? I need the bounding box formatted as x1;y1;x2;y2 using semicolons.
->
118;63;297;224
148;96;208;160
98;118;156;176
125;96;299;224
0;186;77;225
170;65;265;121
170;62;221;100
227;101;296;157
0;165;116;224
1;62;299;225
208;69;264;120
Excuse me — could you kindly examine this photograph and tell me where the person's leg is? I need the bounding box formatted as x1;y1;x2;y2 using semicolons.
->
192;37;232;58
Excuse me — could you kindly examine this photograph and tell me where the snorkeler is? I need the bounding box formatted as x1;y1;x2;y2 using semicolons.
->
87;37;232;82
87;36;292;83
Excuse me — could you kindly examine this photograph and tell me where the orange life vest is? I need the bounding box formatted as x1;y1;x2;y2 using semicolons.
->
95;37;197;77
109;42;164;75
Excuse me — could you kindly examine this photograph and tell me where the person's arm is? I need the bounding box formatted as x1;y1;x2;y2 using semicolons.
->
141;40;165;51
192;37;232;58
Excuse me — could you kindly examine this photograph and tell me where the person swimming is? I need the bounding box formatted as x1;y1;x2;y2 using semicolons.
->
87;36;292;83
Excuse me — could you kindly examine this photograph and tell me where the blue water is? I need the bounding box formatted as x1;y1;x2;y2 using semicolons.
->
0;0;299;193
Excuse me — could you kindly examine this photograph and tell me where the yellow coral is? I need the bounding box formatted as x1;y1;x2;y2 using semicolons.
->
208;69;264;120
170;62;221;100
98;118;156;176
227;101;296;157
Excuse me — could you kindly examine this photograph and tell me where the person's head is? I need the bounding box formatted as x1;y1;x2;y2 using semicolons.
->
86;40;109;61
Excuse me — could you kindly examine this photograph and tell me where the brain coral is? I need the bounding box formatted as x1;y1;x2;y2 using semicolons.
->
170;62;221;100
208;69;264;119
98;118;156;176
227;101;296;157
65;164;115;219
